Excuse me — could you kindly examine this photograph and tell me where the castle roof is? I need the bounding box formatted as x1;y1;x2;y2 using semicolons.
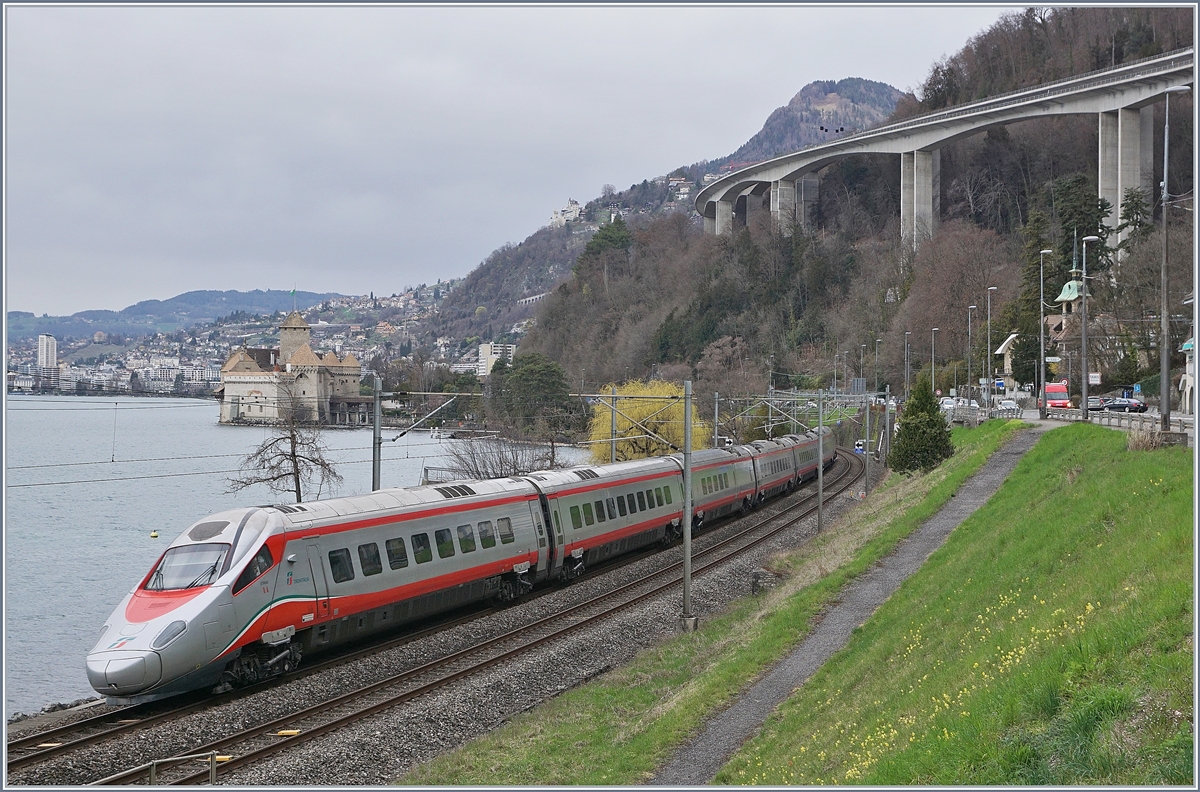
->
286;343;323;367
280;311;310;330
222;348;268;373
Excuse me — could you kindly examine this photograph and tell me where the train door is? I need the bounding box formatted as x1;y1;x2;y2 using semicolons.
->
229;543;279;643
306;543;331;621
528;501;560;578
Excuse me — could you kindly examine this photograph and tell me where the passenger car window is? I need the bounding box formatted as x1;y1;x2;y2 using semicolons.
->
615;496;627;516
457;524;476;553
605;498;617;519
385;537;408;569
663;485;673;504
411;532;433;564
645;489;656;508
435;528;455;558
232;545;274;595
570;505;583;530
328;548;355;583
654;488;664;507
637;491;647;511
626;493;638;513
477;521;496;549
497;517;515;544
357;543;383;576
594;500;607;522
582;502;595;525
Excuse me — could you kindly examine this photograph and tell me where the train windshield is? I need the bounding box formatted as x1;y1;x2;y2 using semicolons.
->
145;543;230;591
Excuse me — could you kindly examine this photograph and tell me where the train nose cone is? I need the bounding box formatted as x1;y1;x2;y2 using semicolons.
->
86;650;163;696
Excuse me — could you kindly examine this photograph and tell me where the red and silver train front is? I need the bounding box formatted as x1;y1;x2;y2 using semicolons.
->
86;508;281;703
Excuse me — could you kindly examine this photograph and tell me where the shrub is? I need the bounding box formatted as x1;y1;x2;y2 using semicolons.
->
890;374;954;473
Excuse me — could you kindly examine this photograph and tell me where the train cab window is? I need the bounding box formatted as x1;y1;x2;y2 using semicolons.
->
411;533;433;564
457;524;477;553
593;500;607;522
615;496;627;517
385;538;409;569
435;528;455;559
570;505;583;530
582;502;595;526
663;485;673;505
637;491;647;511
497;517;515;544
358;543;383;576
145;543;230;591
477;521;496;549
605;498;617;520
654;488;664;507
232;545;274;595
328;549;355;583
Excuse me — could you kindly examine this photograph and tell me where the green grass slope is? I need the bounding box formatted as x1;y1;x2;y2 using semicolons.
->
716;422;1193;785
397;419;1026;785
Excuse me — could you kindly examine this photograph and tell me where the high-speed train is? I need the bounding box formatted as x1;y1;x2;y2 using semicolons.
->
86;429;835;703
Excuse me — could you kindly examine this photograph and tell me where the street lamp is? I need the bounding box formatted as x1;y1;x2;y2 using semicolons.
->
1162;85;1190;431
1081;234;1100;421
904;331;911;400
832;352;838;396
1038;248;1053;419
986;286;997;409
874;339;881;392
931;327;939;394
968;305;976;406
860;344;866;390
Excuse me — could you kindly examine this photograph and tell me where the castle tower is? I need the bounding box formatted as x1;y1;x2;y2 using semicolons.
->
278;311;311;365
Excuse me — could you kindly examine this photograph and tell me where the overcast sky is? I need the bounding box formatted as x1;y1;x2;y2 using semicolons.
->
5;3;1013;317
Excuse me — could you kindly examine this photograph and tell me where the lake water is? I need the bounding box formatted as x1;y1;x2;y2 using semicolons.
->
4;394;585;715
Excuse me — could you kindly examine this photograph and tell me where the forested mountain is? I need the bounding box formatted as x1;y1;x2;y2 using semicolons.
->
6;289;343;341
517;6;1193;409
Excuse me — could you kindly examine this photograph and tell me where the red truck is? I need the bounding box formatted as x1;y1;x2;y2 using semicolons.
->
1040;382;1072;408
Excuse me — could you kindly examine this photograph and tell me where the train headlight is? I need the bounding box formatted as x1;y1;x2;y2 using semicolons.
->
151;620;187;650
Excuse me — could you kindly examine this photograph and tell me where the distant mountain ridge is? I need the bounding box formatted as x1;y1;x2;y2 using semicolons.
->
717;77;907;167
7;289;345;342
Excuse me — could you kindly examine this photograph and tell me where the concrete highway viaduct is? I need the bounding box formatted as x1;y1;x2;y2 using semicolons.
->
694;47;1193;249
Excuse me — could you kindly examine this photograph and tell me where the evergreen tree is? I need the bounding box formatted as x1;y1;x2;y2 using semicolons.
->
890;374;954;474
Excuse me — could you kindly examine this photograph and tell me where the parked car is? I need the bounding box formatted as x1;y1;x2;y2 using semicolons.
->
1086;397;1112;411
999;399;1019;411
1106;397;1148;413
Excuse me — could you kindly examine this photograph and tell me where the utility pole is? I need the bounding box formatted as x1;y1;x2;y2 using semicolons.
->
610;386;618;463
713;392;720;448
817;389;824;533
372;375;382;491
680;380;697;632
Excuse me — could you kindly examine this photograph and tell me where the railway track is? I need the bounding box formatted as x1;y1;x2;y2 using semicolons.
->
11;451;862;785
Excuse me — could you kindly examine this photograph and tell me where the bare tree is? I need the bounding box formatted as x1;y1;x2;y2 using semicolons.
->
441;436;557;480
227;379;342;503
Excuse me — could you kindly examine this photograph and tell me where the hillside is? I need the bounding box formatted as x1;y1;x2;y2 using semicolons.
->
429;77;905;345
717;78;906;168
6;289;344;342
